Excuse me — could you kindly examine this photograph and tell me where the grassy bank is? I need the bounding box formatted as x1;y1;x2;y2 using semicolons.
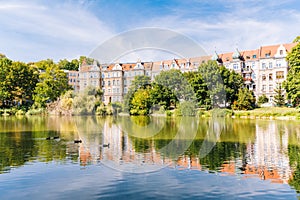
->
232;107;300;119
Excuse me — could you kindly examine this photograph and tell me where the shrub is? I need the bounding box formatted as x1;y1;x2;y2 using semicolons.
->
96;103;107;116
175;101;196;116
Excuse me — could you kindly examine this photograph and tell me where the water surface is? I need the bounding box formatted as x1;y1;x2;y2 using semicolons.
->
0;116;300;199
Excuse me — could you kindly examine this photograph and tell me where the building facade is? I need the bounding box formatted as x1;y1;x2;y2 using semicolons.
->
66;42;296;105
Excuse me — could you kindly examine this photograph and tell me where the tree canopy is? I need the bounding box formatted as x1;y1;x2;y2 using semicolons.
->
284;36;300;107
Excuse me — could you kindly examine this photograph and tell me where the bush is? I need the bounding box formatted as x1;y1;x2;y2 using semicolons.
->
175;101;196;116
211;108;233;117
96;103;107;116
15;109;25;116
26;108;46;115
166;110;173;116
258;94;269;105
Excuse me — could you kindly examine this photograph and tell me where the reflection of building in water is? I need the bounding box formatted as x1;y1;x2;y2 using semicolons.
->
101;120;174;166
76;119;293;184
244;122;292;183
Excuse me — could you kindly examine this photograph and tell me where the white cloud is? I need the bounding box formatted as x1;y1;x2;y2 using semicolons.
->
137;1;300;55
0;1;114;62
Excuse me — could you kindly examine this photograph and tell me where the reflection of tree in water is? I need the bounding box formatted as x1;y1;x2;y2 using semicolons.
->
288;145;300;193
0;130;68;173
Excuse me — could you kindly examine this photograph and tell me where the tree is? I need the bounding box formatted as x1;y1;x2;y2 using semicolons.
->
284;36;300;107
183;71;210;107
33;62;71;107
232;88;255;110
0;58;39;107
154;69;194;102
198;60;243;108
8;61;39;106
79;56;94;65
258;94;269;104
123;75;151;112
130;88;152;115
0;58;12;106
58;59;79;71
274;84;285;107
219;66;244;106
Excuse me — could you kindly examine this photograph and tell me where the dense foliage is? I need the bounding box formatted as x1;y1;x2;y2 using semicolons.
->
284;36;300;107
232;88;255;110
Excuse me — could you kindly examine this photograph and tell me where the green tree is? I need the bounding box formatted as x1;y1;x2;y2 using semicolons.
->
284;36;300;107
72;86;100;115
274;84;285;107
198;61;243;108
219;66;244;106
0;58;13;106
258;94;269;105
183;71;210;107
0;58;39;107
232;88;255;110
130;88;152;115
79;56;94;65
33;62;70;107
8;61;39;106
154;69;194;101
58;59;79;71
123;75;151;112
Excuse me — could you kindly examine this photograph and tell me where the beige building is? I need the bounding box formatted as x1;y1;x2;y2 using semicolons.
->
78;60;101;92
67;42;296;105
214;43;296;103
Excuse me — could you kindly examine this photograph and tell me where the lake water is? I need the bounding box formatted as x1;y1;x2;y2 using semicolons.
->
0;116;300;199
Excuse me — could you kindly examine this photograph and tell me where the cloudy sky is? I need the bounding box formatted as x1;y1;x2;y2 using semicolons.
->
0;0;299;62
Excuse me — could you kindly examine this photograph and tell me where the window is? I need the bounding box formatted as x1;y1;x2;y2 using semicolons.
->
253;54;257;59
262;85;266;91
108;81;111;86
276;61;282;67
102;81;105;86
124;80;127;85
269;73;273;80
233;63;238;69
252;62;255;68
280;50;283;55
269;85;273;92
113;80;115;86
269;62;273;69
262;74;266;81
108;89;111;93
276;71;284;79
265;53;270;58
117;80;119;85
252;73;256;80
124;87;128;93
262;63;266;69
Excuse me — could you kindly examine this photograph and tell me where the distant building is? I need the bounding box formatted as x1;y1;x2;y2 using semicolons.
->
66;42;296;105
78;60;101;92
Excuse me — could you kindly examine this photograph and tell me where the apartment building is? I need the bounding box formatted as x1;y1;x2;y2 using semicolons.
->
214;43;296;103
67;42;296;105
78;60;101;92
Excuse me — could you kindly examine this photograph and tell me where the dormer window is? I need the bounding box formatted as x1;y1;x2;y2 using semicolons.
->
253;55;257;59
265;53;270;58
280;50;283;55
246;56;250;59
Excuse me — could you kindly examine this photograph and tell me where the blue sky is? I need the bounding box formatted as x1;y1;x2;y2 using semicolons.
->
0;0;299;62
